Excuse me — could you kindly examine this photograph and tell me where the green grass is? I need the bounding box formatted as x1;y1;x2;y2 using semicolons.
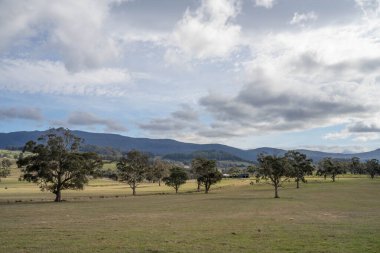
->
0;167;379;253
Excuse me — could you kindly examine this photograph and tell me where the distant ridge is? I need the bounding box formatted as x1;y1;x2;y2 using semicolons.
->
0;129;379;162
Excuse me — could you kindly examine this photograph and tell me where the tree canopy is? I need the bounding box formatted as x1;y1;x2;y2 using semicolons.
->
257;154;290;198
163;167;188;193
17;128;102;202
0;158;11;181
285;151;314;188
117;150;149;196
191;157;222;194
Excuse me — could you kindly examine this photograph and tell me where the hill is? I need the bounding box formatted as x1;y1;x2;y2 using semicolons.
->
0;129;379;162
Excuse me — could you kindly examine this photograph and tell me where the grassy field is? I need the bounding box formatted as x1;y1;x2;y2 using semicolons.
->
0;166;379;253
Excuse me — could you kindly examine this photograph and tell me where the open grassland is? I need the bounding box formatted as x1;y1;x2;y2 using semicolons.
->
0;167;379;253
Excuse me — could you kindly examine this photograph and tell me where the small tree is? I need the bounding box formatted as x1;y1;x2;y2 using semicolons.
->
151;159;171;186
365;159;380;179
0;159;12;181
316;158;345;182
117;150;148;196
17;128;102;202
191;158;222;194
257;154;290;198
163;167;188;193
285;151;314;189
350;157;365;174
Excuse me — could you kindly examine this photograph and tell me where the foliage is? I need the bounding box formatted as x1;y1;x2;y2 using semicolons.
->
117;150;149;195
316;158;346;182
163;167;188;193
164;150;245;162
191;157;222;193
0;158;12;181
17;128;102;202
285;151;314;188
349;157;366;174
257;154;291;198
146;159;171;186
365;159;380;179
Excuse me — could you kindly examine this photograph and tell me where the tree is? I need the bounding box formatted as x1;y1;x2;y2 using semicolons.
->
191;158;222;194
350;157;365;174
17;128;102;202
257;154;290;198
150;159;171;186
316;158;345;182
365;159;380;179
117;150;148;195
0;159;12;181
163;167;188;193
285;151;314;189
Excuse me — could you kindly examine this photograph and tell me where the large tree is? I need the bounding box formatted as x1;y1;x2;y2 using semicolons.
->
257;154;290;198
191;158;222;194
17;128;102;202
0;158;12;181
117;150;149;196
365;159;380;179
285;151;314;189
316;158;345;182
163;167;188;193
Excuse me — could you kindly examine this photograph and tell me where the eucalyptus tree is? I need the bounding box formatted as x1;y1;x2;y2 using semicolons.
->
117;150;149;196
285;151;314;189
365;159;380;179
17;128;102;202
163;167;188;193
191;157;222;194
316;158;345;182
0;158;11;181
257;154;290;198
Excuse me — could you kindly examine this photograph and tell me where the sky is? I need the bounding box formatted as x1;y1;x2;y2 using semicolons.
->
1;0;380;153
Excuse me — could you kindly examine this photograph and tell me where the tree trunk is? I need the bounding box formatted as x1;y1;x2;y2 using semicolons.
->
296;178;300;189
158;179;161;186
197;180;201;192
274;184;279;198
205;182;209;194
175;186;178;194
54;189;62;202
132;185;136;196
332;174;336;182
371;174;374;179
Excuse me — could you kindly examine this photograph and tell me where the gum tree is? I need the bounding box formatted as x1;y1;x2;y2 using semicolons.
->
163;167;188;193
257;154;290;198
285;151;314;188
117;150;149;196
17;128;102;202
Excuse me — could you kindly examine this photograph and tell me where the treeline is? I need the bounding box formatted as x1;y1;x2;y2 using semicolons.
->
163;150;246;163
9;129;380;202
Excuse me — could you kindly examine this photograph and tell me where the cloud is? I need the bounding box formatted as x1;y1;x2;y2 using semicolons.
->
0;59;132;96
254;0;275;9
355;0;380;19
139;105;199;133
290;12;318;25
65;111;127;132
165;0;242;64
0;0;123;71
0;107;43;121
324;121;380;142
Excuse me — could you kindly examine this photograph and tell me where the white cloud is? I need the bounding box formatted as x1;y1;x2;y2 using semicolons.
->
165;0;242;64
0;0;123;71
0;59;132;96
66;111;127;132
254;0;275;9
355;0;380;19
290;12;318;25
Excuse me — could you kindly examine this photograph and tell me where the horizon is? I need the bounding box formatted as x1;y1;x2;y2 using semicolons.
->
1;0;380;154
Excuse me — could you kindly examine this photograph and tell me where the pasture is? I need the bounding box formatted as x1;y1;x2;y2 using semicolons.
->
0;167;379;253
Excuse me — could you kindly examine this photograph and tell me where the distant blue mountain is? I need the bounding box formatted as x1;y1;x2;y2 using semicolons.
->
0;129;379;162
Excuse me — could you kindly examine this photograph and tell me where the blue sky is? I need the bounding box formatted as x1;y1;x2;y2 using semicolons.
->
1;0;380;153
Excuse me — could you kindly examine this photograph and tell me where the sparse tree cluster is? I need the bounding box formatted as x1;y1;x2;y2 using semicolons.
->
14;128;380;202
0;158;12;181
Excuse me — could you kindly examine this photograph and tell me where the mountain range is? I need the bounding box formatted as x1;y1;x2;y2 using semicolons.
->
1;129;379;162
